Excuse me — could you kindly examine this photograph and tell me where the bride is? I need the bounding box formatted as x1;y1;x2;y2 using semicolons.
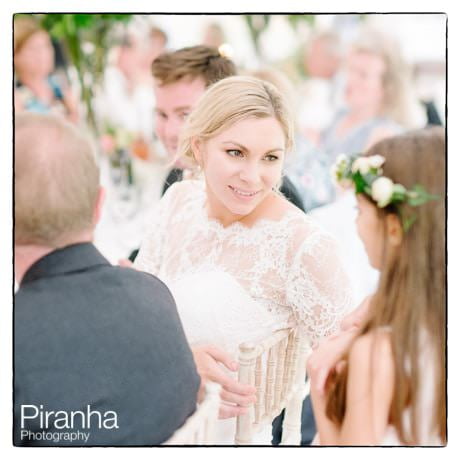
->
134;76;353;444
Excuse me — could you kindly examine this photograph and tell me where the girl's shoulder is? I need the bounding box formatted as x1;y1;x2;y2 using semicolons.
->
349;329;394;373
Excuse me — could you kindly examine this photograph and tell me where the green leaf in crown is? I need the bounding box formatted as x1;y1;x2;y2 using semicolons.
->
331;153;439;231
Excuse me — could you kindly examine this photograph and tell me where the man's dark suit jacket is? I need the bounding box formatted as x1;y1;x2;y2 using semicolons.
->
14;242;200;446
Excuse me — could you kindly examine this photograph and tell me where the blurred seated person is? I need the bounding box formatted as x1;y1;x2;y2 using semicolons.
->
413;62;445;127
306;27;427;212
298;29;344;134
92;31;171;264
14;15;79;123
202;22;226;49
137;26;168;86
313;27;426;164
95;32;157;148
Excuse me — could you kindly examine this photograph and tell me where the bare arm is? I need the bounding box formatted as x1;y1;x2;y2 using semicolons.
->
307;327;358;395
311;331;395;445
307;295;373;396
338;332;395;444
340;295;372;331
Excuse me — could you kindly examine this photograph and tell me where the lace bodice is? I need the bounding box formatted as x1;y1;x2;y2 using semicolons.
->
135;180;352;349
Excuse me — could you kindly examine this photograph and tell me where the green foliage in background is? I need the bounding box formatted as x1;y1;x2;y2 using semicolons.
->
244;15;271;58
285;14;316;29
23;14;333;131
38;14;133;134
244;14;315;64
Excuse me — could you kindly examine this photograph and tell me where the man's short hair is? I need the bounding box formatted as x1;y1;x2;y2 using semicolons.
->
151;45;237;87
15;113;100;247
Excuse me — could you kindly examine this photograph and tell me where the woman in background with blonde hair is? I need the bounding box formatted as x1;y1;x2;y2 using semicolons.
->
134;76;353;443
316;27;425;163
309;27;427;313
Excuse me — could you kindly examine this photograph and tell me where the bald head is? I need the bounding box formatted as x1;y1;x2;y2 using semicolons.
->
15;113;100;247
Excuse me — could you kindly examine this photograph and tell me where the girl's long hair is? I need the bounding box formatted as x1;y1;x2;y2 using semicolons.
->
325;127;446;444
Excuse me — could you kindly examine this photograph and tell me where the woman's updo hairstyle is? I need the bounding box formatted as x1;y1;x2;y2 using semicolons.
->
177;75;295;169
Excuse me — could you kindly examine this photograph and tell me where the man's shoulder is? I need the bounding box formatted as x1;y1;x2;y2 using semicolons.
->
88;264;177;309
111;265;173;297
16;262;176;315
14;262;199;446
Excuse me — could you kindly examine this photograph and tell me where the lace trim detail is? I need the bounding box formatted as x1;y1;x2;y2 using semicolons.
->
135;180;352;347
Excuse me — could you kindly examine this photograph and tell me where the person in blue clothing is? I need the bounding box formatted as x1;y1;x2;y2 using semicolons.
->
14;16;79;123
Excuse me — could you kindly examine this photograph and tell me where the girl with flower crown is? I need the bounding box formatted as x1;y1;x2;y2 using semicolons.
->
307;127;446;445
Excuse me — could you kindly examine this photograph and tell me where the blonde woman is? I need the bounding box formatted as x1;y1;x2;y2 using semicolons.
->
135;76;352;443
308;28;426;315
317;27;425;162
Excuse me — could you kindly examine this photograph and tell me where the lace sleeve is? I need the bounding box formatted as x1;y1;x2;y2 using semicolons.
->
286;229;353;347
134;183;178;276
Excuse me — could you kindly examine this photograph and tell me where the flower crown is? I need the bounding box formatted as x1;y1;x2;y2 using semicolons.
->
331;153;439;231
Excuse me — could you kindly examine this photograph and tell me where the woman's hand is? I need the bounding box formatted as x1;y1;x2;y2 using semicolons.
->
307;334;354;445
191;345;257;419
307;327;358;396
309;294;372;393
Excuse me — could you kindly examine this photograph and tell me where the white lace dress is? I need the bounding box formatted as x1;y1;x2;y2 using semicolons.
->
135;180;353;444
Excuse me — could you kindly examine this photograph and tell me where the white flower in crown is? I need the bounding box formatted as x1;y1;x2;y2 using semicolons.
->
371;177;394;207
330;164;338;182
351;157;371;175
368;154;385;169
331;153;349;184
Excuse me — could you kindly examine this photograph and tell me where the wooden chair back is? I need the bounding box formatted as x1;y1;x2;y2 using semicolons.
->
235;328;311;445
164;382;221;445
